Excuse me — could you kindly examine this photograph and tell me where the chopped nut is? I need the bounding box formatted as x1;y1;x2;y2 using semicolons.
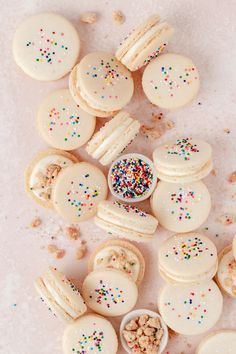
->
30;217;42;228
66;226;80;240
141;125;162;139
80;12;97;24
147;317;161;329
47;244;58;253
228;171;236;183
112;10;125;25
76;242;87;260
165;120;175;130
138;314;149;327
125;320;139;331
55;249;65;259
218;214;235;225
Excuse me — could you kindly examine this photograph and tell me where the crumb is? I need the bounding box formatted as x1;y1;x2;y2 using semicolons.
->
80;12;97;24
55;249;66;259
218;214;236;225
224;128;231;134
228;171;236;183
112;10;125;25
66;226;80;240
151;112;163;121
76;242;87;260
232;193;236;201
165;120;175;130
47;244;58;253
30;217;42;228
140;125;162;139
211;169;217;176
168;327;178;338
187;343;192;348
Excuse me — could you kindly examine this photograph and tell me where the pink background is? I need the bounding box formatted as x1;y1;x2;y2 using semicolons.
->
1;0;236;353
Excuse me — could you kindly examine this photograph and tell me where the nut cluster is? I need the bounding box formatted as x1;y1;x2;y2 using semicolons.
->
123;314;164;354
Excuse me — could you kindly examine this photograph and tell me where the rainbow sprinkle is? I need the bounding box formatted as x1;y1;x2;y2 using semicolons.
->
114;201;147;217
110;157;154;200
166;138;199;161
89;280;125;308
72;330;104;353
143;43;167;65
170;187;195;221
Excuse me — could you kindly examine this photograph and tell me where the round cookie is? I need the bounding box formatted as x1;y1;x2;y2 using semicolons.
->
151;180;211;232
216;246;236;298
52;162;107;222
153;137;213;183
69;52;134;117
37;89;96;150
108;153;157;202
196;330;236;354
88;239;145;285
142;53;200;109
13;12;80;81
82;269;138;317
158;280;223;335
115;15;174;71
63;314;118;354
158;233;218;284
25;149;78;208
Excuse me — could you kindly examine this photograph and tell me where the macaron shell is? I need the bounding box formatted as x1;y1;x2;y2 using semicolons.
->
216;246;236;298
13;12;80;81
63;314;118;354
196;330;236;354
158;233;218;283
151;180;211;232
158;280;223;335
52;162;108;222
82;269;138;317
88;239;145;285
25;149;78;208
37;89;96;150
142;53;200;109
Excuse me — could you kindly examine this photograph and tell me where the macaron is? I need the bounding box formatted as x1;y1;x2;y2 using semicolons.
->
233;234;236;260
158;233;218;284
158;280;223;335
196;330;236;354
108;153;157;202
37;88;96;150
88;239;145;285
34;267;87;322
153;137;213;183
13;12;80;81
216;245;236;298
94;200;158;242
25;149;78;208
82;269;138;317
116;15;174;71
69;52;134;117
142;53;200;109
52;162;107;222
151;180;211;232
86;111;140;166
63;314;118;354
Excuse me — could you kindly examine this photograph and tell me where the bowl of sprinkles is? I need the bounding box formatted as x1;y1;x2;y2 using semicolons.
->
108;153;157;202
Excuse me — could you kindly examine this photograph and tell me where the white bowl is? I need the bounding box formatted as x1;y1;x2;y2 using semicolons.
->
108;153;157;203
120;309;169;354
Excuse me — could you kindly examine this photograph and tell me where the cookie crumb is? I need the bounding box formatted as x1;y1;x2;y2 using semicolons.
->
55;249;66;259
151;112;163;121
165;120;175;130
218;213;235;225
76;242;87;260
112;10;125;25
168;327;178;338
80;12;97;24
232;193;236;201
66;226;80;240
224;128;231;134
211;169;217;176
141;125;162;139
30;217;42;228
47;244;58;253
228;171;236;183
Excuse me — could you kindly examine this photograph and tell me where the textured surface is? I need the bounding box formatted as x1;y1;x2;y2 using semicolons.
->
0;0;236;353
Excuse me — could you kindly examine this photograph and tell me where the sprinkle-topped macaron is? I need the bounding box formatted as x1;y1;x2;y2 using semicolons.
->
52;162;107;222
13;12;80;81
37;89;96;150
158;280;223;335
108;153;157;202
69;52;134;117
63;314;118;354
142;53;200;109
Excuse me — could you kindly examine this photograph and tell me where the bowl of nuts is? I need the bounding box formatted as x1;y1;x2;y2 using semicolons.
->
120;309;168;354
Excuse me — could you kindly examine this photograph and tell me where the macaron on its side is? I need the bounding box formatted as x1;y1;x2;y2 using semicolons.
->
82;268;138;317
86;111;141;166
158;280;223;336
13;12;80;81
216;245;236;298
88;239;145;285
25;149;78;208
37;88;96;150
63;314;118;354
196;330;236;354
52;162;108;222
